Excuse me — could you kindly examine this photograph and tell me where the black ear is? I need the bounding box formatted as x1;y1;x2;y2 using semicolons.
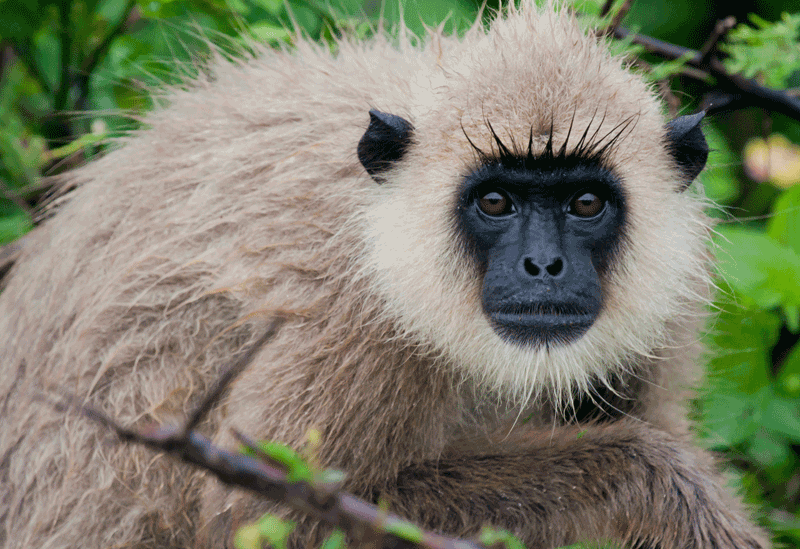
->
665;111;709;189
357;110;414;183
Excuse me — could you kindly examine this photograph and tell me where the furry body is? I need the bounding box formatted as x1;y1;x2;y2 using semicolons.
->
0;3;767;548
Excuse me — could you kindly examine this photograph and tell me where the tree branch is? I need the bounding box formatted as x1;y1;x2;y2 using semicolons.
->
612;25;800;120
80;0;137;77
699;16;736;66
58;322;487;549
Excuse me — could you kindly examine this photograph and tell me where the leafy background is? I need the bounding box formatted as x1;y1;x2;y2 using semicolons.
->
1;0;799;546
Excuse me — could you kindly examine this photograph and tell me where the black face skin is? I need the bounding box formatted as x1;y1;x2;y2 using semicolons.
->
456;157;626;347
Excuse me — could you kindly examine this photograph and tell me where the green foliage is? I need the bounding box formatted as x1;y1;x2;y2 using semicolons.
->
240;439;314;483
721;13;800;88
480;526;527;549
235;437;349;549
319;530;346;549
700;123;741;206
234;514;296;549
643;51;699;82
0;0;488;246
235;517;346;549
700;183;800;546
382;520;425;544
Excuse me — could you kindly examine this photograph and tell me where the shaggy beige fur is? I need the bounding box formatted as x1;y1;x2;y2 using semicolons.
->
0;2;766;548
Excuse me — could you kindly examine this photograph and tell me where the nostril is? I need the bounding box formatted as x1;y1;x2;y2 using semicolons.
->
523;257;564;278
524;258;541;277
546;258;563;277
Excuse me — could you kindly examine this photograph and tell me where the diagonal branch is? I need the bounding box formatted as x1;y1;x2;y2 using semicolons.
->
184;318;285;432
699;16;737;65
56;323;487;549
612;25;800;120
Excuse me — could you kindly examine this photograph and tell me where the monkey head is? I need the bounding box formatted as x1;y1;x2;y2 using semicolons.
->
356;6;710;405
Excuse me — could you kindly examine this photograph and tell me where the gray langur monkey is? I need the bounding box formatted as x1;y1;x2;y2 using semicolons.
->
0;1;769;548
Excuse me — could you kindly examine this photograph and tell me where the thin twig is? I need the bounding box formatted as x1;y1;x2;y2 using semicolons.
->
599;0;615;18
612;25;800;120
52;317;486;548
231;428;294;474
81;0;137;76
606;0;631;36
184;318;285;432
699;16;736;66
55;2;72;115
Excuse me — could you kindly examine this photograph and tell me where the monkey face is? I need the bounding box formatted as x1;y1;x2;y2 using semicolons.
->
456;158;626;348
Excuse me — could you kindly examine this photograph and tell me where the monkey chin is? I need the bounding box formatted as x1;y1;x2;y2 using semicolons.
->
487;310;596;348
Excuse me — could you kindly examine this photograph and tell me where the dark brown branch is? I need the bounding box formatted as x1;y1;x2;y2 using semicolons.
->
184;318;285;432
606;0;631;37
699;16;736;66
81;0;137;76
72;410;484;549
612;26;800;120
597;0;631;37
599;0;615;18
55;2;72;114
57;324;486;549
74;1;138;124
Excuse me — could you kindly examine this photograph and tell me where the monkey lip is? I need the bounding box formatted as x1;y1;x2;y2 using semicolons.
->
490;311;594;327
487;305;597;346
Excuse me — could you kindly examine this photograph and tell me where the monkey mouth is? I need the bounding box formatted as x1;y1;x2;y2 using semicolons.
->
486;303;597;347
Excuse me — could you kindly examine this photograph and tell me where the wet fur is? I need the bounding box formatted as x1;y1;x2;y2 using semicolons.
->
0;2;767;548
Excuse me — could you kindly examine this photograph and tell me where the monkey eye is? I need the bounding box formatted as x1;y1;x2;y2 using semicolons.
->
478;191;514;216
568;192;605;218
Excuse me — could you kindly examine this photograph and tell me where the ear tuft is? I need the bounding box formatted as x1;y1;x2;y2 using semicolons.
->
665;111;709;189
357;110;414;183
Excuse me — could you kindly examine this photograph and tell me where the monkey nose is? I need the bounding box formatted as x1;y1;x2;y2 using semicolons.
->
522;257;565;279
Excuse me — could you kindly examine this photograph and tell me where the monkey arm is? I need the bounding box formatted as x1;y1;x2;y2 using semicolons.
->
385;421;767;549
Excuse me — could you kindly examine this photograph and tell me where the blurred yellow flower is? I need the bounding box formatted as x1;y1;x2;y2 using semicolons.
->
743;134;800;188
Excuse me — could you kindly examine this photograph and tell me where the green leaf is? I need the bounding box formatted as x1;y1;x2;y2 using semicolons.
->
251;0;283;15
0;1;39;41
0;124;43;189
700;124;741;205
248;23;291;44
761;397;800;443
783;303;800;333
33;24;62;94
778;343;800;398
0;211;33;246
705;303;779;394
319;530;346;549
480;527;527;549
234;524;263;549
767;185;800;256
255;514;296;549
380;0;478;37
699;390;760;447
46;131;106;163
645;51;696;81
384;520;424;544
240;440;313;483
721;12;800;89
715;227;800;311
767;510;800;540
747;429;793;469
